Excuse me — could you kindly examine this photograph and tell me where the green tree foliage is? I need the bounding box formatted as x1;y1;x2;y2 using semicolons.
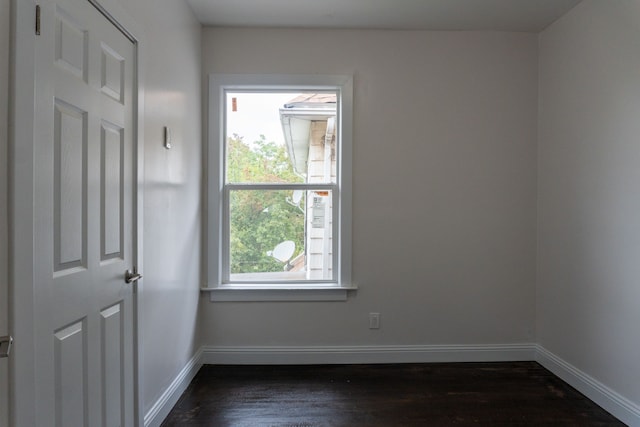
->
227;134;304;274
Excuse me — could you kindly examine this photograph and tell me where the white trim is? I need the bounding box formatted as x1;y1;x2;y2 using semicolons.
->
206;74;354;294
88;4;146;425
337;76;353;288
200;344;536;365
535;345;640;427
143;348;203;427
205;286;357;302
9;1;38;425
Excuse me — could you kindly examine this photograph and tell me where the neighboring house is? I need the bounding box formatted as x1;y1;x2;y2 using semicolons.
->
280;94;337;280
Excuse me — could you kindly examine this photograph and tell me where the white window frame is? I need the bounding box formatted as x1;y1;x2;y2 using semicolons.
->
204;74;355;301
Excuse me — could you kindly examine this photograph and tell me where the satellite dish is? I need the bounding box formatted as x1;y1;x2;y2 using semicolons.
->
286;190;305;212
269;240;295;263
291;190;303;206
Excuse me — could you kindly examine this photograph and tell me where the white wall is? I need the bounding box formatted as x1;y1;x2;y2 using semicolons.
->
538;0;640;407
200;28;538;348
113;0;203;416
0;0;10;425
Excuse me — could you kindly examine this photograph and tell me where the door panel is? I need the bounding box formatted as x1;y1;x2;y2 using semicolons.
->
101;121;124;260
53;99;87;271
54;320;88;427
101;303;124;426
33;0;136;425
55;8;88;81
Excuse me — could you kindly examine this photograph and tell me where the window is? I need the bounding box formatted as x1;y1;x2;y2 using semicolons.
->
206;74;354;301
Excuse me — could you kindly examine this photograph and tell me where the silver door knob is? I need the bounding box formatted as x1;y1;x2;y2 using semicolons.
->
124;267;142;284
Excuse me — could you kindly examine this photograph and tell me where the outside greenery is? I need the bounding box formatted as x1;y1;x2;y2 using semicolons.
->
227;134;305;274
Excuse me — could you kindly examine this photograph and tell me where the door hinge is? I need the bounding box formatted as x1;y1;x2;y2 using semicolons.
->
0;336;13;358
35;5;41;36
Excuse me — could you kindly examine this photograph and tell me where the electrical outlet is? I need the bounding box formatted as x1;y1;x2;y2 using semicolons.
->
369;312;380;329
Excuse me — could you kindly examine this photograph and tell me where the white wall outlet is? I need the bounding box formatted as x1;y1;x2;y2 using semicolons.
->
369;312;380;329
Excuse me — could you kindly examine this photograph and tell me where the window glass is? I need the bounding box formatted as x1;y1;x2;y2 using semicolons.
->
229;189;333;282
223;90;338;284
225;91;337;185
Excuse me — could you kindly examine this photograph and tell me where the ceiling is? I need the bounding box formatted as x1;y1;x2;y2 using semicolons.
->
186;0;582;32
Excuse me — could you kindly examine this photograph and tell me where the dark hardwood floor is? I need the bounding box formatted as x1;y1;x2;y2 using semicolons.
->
161;362;624;426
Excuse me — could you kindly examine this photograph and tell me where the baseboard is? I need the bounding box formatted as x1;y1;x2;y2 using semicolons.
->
145;344;640;427
144;348;203;427
535;345;640;427
200;343;536;365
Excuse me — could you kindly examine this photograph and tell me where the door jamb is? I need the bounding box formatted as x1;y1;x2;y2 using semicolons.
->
8;0;145;424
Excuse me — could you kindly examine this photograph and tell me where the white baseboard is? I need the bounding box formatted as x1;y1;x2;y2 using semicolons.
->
144;348;203;427
145;344;639;427
200;343;537;365
535;345;640;427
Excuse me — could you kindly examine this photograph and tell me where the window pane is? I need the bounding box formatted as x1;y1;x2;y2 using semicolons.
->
226;92;337;184
229;189;334;282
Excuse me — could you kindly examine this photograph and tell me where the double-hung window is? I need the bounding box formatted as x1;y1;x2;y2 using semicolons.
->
206;74;353;301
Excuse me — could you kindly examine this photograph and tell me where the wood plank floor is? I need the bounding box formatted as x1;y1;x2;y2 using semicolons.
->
161;362;624;426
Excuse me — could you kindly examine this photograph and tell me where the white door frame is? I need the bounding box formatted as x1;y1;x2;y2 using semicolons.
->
9;0;145;424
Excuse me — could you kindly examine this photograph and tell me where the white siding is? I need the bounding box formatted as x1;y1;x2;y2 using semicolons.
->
306;120;335;280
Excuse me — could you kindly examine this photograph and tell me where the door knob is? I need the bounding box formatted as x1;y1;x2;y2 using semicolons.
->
124;267;142;284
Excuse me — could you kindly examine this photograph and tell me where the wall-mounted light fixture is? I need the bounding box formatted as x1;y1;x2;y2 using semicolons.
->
164;126;172;149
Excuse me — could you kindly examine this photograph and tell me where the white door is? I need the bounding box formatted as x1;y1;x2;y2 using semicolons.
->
31;0;137;425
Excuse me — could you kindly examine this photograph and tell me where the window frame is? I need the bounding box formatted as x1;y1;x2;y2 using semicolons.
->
205;74;355;301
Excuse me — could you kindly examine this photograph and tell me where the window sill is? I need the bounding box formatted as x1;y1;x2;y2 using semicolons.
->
201;285;358;302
